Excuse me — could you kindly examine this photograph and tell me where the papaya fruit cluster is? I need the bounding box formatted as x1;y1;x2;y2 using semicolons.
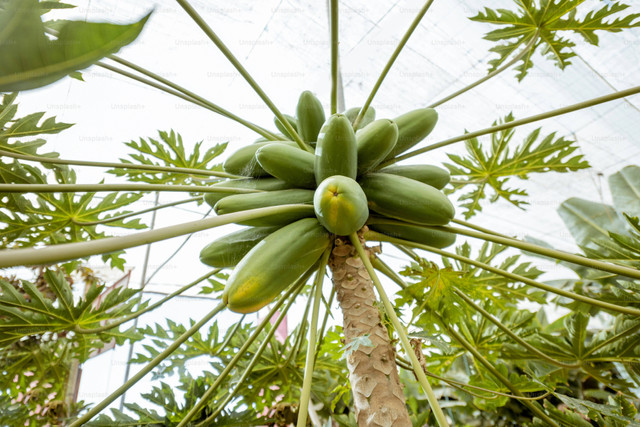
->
200;91;456;313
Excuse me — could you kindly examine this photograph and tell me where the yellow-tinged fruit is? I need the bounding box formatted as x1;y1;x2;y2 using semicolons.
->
359;173;454;225
199;226;280;268
223;218;330;313
315;114;357;184
314;175;369;235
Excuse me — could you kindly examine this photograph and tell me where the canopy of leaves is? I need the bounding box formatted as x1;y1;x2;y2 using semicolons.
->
470;0;640;80
108;130;227;186
0;266;144;426
0;0;150;91
445;113;589;219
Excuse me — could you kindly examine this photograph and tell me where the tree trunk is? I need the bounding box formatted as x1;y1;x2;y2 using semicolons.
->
329;235;411;427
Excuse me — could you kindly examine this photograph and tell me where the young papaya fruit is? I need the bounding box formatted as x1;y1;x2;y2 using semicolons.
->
314;114;357;184
223;141;297;177
223;218;330;313
383;108;438;161
214;189;315;226
255;143;315;189
377;164;450;189
345;106;376;130
314;175;369;235
296;91;325;143
356;119;398;175
368;223;456;249
359;173;454;225
203;178;292;208
199;226;280;268
274;114;298;140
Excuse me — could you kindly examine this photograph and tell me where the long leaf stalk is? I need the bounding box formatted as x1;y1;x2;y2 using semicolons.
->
330;0;339;115
371;255;407;289
427;32;539;108
72;196;201;226
178;272;311;426
69;302;226;426
175;0;311;153
219;315;246;351
452;288;582;369
349;233;450;427
105;55;280;140
451;218;511;239
41;26;277;140
96;61;278;141
435;314;559;427
367;218;640;281
0;204;313;268
352;0;435;130
380;84;640;166
581;321;640;359
0;183;262;194
297;250;330;427
312;286;335;366
200;283;304;426
396;356;552;401
0;149;239;178
74;269;220;334
365;230;640;317
284;280;315;368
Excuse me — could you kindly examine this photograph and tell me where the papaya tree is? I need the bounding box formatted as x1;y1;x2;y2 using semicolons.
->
1;0;640;426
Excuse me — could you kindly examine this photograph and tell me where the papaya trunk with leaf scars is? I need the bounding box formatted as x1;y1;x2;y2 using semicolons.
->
329;235;411;427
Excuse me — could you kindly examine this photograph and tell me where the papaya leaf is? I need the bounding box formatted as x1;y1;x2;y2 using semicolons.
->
557;197;628;255
445;113;588;219
0;92;71;158
0;0;150;92
108;130;227;186
0;162;146;268
0;269;140;348
609;165;640;218
552;392;640;425
470;1;640;81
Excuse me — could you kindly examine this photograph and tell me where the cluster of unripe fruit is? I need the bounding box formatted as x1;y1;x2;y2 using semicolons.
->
199;91;456;313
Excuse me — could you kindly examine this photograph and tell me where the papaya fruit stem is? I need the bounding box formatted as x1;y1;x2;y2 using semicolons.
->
350;232;450;427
